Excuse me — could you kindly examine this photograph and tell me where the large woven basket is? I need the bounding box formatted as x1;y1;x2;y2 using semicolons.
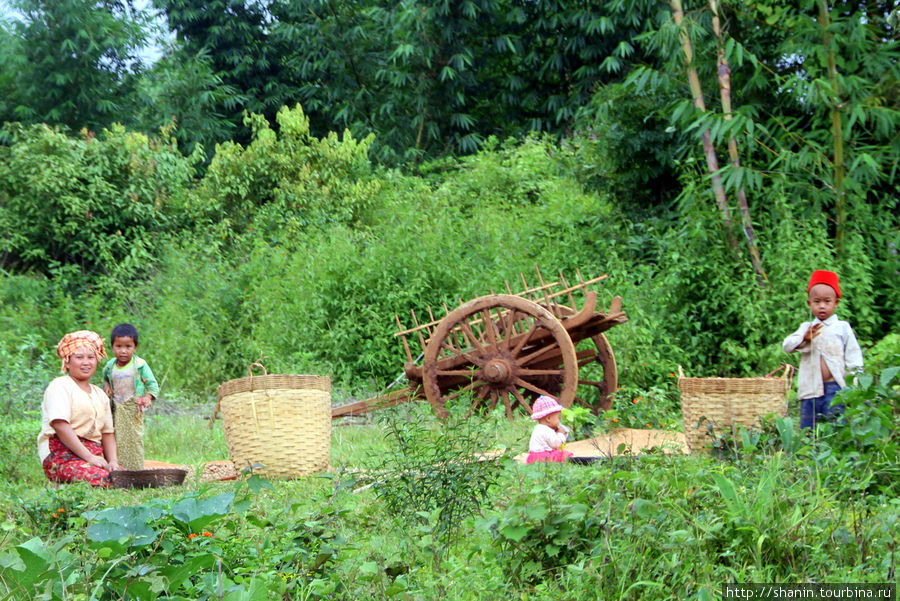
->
678;365;793;452
216;364;331;478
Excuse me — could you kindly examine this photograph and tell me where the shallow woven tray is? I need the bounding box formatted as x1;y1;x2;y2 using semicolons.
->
110;468;187;489
678;365;793;452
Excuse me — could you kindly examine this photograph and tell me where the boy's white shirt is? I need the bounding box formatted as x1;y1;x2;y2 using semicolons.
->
529;423;570;452
782;314;863;400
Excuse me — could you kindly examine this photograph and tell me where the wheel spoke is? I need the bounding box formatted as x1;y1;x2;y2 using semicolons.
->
465;384;491;418
459;320;484;353
513;377;555;399
510;316;540;357
488;389;500;411
479;309;499;351
517;368;564;376
443;380;479;402
436;369;478;377
510;387;532;414
439;340;486;367
518;340;559;365
501;389;513;420
500;310;519;350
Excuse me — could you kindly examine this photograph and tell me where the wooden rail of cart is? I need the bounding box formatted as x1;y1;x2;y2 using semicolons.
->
332;267;628;419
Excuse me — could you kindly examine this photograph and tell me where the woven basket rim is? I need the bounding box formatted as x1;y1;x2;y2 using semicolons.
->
217;374;331;400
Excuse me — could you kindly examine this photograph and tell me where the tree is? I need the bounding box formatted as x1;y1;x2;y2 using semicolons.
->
614;0;899;278
155;0;663;164
0;123;196;286
132;46;248;157
0;0;151;132
152;0;292;144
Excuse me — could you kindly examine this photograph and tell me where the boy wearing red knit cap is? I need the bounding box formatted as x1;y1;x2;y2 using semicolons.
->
782;270;863;428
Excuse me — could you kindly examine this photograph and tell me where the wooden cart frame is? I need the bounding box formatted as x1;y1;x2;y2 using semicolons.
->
333;267;627;419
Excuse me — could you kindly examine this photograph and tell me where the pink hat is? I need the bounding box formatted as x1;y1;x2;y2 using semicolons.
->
808;270;841;298
531;395;564;420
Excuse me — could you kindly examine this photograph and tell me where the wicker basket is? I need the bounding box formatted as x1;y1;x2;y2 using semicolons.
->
110;468;187;489
216;364;331;478
678;364;793;452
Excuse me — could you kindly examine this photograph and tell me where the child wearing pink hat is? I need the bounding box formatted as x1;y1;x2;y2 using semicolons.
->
782;270;863;428
526;395;574;464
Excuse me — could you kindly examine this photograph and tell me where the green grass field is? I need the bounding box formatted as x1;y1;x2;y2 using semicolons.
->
1;387;897;600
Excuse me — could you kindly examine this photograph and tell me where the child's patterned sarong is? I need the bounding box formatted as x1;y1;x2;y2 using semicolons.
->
108;361;144;470
42;435;111;487
114;399;144;470
526;449;573;464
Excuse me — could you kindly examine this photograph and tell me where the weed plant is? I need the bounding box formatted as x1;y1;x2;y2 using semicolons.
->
367;402;506;569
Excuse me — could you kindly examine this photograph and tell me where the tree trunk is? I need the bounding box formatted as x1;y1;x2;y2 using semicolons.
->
708;0;768;286
669;0;739;254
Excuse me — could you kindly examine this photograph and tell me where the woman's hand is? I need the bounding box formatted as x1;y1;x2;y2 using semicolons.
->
85;454;110;470
106;460;122;471
136;395;153;411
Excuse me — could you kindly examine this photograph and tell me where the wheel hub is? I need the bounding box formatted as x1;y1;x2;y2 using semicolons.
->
481;358;512;384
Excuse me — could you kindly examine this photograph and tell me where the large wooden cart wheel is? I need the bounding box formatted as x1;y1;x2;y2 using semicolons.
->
422;295;578;419
574;332;617;413
553;305;617;413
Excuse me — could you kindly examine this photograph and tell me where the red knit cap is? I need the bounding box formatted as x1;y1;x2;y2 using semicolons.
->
807;270;841;298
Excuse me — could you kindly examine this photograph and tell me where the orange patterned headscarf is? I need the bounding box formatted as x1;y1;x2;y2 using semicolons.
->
56;330;107;372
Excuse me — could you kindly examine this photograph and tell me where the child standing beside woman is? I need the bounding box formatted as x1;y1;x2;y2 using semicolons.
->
102;323;160;470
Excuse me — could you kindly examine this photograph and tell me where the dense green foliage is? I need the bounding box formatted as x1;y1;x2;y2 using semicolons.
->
0;122;196;287
147;0;668;163
1;3;898;596
0;114;898;397
0;0;150;131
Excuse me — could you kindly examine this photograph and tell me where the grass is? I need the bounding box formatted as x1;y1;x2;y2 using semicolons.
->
1;392;897;600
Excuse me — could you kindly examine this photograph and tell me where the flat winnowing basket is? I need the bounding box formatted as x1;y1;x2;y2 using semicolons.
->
217;365;331;478
678;365;793;453
110;468;187;489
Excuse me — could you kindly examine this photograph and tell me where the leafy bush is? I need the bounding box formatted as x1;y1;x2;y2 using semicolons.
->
0;122;196;290
709;364;899;500
194;104;380;233
479;470;603;584
0;418;42;483
814;366;900;497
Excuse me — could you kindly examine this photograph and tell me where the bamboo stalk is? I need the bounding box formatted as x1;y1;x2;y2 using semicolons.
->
670;0;738;253
817;0;845;257
708;0;768;286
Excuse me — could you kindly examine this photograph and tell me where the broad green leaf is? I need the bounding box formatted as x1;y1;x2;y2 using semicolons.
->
524;504;549;521
171;492;235;530
160;554;218;590
499;524;529;542
222;577;270;601
880;366;899;387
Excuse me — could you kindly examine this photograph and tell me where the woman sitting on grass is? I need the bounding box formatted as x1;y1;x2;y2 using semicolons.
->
37;330;121;487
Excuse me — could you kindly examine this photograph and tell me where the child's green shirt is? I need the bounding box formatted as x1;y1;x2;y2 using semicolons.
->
102;355;160;402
